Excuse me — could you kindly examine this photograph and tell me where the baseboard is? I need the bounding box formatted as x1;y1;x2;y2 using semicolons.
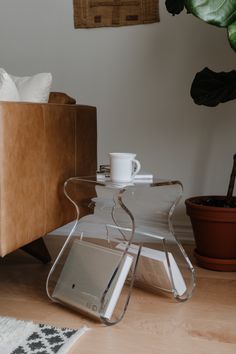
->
174;223;194;244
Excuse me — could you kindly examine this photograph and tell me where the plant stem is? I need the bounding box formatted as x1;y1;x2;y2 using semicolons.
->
225;154;236;206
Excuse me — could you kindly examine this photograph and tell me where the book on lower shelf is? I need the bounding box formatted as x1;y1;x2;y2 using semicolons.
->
52;240;133;320
116;243;186;296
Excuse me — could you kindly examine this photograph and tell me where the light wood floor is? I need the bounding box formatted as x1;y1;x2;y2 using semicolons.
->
0;238;236;354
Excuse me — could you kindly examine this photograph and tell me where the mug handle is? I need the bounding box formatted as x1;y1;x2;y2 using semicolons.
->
131;159;141;179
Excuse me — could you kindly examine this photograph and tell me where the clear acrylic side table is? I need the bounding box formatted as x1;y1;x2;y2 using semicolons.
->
46;176;196;325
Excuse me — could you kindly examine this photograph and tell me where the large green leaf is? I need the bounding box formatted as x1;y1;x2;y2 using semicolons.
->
185;0;236;27
228;20;236;50
190;67;236;106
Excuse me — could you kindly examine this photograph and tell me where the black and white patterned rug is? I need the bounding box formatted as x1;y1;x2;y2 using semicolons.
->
0;316;88;354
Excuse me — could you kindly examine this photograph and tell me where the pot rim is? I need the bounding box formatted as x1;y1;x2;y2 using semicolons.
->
185;195;236;212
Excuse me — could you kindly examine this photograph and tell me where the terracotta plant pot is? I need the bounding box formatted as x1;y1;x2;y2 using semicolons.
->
185;196;236;271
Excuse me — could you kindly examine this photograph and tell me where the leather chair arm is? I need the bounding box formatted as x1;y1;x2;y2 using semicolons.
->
0;101;97;256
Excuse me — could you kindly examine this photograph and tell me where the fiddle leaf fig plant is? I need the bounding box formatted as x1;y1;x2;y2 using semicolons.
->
165;0;185;15
185;0;236;51
228;21;236;50
165;0;236;107
185;0;236;28
167;1;236;272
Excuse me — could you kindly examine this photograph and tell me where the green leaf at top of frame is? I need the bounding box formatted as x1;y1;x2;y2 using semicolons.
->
185;0;236;27
228;21;236;51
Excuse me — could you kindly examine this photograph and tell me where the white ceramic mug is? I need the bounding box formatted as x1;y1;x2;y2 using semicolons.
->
109;152;141;183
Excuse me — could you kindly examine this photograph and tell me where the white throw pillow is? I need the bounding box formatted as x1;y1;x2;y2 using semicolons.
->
0;68;20;101
11;72;52;103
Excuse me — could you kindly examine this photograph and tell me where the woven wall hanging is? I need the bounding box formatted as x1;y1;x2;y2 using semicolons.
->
73;0;159;28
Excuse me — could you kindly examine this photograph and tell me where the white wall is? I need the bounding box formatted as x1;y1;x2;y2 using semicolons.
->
0;0;235;224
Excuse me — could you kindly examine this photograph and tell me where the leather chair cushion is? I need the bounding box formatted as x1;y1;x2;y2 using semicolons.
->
49;92;76;105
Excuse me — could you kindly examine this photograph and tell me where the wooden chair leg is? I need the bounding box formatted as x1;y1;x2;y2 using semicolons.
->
21;237;51;264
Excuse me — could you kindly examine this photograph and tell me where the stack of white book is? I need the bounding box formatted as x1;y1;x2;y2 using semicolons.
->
52;240;133;320
134;173;153;182
116;243;186;296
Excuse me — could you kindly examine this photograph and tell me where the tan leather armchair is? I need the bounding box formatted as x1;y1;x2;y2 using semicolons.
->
0;94;97;259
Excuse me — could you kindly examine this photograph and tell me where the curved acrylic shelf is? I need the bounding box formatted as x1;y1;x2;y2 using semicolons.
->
46;176;196;325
